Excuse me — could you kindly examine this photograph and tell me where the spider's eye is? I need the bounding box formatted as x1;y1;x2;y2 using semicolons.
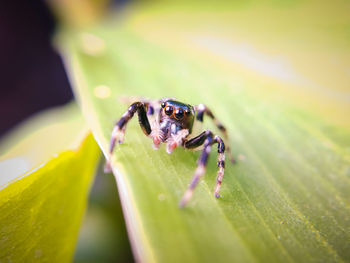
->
185;108;191;115
165;106;173;116
161;102;166;108
175;108;184;119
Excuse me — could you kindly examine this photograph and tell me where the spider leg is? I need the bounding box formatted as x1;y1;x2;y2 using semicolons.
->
213;135;226;198
195;104;235;163
104;102;152;172
179;130;226;207
119;97;160;117
117;126;126;144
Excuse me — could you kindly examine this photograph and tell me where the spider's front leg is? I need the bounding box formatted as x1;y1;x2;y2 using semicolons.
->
179;130;226;208
104;102;152;173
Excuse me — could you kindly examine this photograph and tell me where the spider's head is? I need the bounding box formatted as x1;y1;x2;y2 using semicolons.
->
160;100;195;132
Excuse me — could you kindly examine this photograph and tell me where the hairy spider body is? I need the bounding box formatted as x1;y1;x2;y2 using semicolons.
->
105;98;235;208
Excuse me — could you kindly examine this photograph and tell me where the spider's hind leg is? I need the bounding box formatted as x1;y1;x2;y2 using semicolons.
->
104;102;152;173
213;135;226;198
195;104;235;163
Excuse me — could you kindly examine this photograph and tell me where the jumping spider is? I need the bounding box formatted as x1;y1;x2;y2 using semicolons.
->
105;98;235;208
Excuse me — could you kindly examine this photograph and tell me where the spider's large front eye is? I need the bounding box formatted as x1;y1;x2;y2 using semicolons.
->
165;106;173;116
175;108;184;119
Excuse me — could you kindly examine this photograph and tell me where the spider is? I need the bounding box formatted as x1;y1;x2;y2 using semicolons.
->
104;97;235;208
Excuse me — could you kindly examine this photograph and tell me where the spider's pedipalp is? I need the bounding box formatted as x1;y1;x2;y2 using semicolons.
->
150;120;164;149
166;128;189;154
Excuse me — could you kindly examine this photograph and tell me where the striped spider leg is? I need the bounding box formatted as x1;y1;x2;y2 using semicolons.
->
195;104;235;164
179;130;226;208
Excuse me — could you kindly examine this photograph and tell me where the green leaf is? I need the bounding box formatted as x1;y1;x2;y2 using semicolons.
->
0;105;100;262
60;2;350;262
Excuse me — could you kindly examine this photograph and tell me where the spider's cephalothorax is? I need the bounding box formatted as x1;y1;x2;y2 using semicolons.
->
105;97;235;208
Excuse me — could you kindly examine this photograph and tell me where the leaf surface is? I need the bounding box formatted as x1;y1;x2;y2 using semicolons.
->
60;2;350;262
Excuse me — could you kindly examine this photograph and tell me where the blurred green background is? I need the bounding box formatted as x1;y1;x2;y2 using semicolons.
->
74;162;133;263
